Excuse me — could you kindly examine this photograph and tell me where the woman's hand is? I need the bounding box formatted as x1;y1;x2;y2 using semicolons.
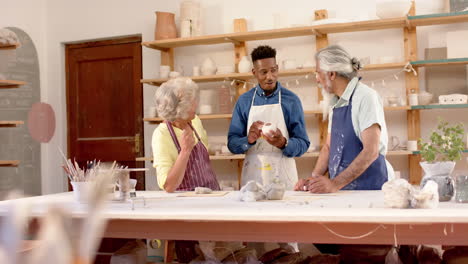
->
180;126;195;153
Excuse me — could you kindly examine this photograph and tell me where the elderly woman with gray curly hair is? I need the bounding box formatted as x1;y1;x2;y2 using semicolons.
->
152;77;220;193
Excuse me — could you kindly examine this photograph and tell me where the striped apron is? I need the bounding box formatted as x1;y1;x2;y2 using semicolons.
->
166;121;220;191
167;121;221;263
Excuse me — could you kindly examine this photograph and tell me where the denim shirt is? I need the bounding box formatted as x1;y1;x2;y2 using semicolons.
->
227;82;310;157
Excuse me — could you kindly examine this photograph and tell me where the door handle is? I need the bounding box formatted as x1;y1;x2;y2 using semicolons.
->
126;133;141;153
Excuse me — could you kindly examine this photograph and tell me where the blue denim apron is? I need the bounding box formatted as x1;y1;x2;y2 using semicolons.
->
328;86;388;190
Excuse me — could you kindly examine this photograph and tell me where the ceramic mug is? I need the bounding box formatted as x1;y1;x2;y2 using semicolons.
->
159;65;171;78
192;66;200;76
282;59;296;70
408;94;419;106
148;106;157;117
407;140;418;151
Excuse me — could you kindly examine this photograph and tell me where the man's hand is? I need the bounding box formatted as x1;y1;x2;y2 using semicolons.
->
307;176;339;193
247;121;264;144
294;178;310;191
263;128;287;149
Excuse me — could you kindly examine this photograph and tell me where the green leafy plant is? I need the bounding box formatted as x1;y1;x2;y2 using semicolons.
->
418;118;465;163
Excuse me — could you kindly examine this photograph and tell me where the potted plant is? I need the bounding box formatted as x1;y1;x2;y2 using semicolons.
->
418;118;465;201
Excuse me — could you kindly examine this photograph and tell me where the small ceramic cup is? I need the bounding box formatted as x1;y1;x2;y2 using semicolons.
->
408;94;419;106
407;140;418;151
192;66;200;76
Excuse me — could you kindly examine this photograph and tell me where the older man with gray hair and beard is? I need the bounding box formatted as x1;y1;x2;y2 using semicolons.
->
295;45;394;194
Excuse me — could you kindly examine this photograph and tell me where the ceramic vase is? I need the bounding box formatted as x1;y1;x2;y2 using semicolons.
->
155;12;177;40
201;58;216;75
420;161;456;201
238;56;252;73
376;0;412;19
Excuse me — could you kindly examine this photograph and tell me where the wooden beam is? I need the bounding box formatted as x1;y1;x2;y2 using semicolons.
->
404;2;422;184
315;10;329;148
160;48;174;71
237;160;243;190
233;19;249;98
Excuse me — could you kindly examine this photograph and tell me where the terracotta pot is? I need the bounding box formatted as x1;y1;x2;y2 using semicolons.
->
154;12;177;40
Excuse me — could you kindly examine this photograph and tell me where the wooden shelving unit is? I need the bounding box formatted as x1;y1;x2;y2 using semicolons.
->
0;121;24;127
142;63;407;86
408;11;468;27
1;43;22;169
142;6;468;185
0;80;26;89
411;57;468;67
142;17;407;50
0;43;20;50
411;104;468;110
137;150;416;163
143;107;408;124
0;160;20;167
141;11;468;50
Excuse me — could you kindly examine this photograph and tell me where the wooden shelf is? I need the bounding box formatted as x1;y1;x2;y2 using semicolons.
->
142;17;407;50
137;150;412;163
408;11;468;27
0;121;24;127
142;63;407;86
412;150;468;155
141;12;468;51
0;80;26;89
411;57;468;67
144;114;232;124
0;43;20;50
362;62;407;71
144;111;327;124
0;160;20;167
411;104;468;110
385;106;411;111
387;150;413;156
142;68;316;86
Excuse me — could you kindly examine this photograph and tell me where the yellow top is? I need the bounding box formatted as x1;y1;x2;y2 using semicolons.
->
152;115;209;189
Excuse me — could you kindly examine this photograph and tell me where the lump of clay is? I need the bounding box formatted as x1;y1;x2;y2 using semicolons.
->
194;187;213;194
265;179;286;200
382;179;413;208
262;123;277;137
239;181;266;202
411;180;439;209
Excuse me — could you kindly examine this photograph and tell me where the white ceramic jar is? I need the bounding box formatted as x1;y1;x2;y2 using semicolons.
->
238;56;252;73
201;58;217;76
376;0;412;19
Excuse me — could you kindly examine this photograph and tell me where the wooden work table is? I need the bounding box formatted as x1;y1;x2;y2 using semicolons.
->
1;191;468;245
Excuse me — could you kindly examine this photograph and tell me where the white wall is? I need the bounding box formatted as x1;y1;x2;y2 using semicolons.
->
3;0;468;193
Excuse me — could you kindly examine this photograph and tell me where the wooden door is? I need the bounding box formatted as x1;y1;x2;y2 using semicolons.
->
65;36;144;189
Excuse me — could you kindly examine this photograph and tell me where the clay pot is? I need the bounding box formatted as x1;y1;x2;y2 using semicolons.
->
238;56;252;73
154;12;177;40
